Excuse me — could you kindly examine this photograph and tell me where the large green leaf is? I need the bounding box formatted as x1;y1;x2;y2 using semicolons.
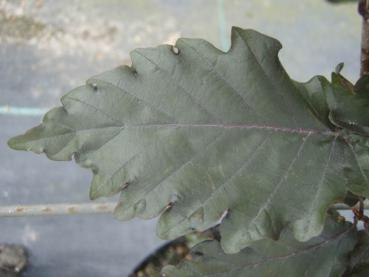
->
327;74;369;136
162;216;357;277
346;266;369;277
8;27;369;253
343;230;369;276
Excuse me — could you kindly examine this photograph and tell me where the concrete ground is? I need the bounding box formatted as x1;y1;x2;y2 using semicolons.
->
0;0;362;276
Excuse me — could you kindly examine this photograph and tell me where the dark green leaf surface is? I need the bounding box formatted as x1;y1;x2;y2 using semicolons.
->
343;231;369;276
327;74;369;136
347;266;369;277
162;217;357;277
8;27;369;253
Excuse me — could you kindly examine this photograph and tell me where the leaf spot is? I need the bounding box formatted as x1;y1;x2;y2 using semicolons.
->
91;83;98;91
171;45;180;55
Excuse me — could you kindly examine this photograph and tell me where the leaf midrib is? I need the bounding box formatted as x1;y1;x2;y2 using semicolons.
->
124;123;330;135
20;123;335;146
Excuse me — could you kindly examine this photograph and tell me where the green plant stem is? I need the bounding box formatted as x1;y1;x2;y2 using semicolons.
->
359;0;369;76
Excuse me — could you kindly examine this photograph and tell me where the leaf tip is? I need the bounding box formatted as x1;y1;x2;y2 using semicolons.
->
112;202;136;222
89;185;100;201
7;135;27;151
230;26;282;54
335;62;345;74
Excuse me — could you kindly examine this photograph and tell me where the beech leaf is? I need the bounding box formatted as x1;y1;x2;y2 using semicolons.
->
343;230;369;276
162;217;357;277
8;27;369;253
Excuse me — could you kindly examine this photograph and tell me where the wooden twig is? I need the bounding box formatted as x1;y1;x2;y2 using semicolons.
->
0;203;115;217
359;0;369;76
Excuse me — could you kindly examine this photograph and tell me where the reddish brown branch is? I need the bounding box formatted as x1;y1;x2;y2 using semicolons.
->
352;197;369;229
359;0;369;76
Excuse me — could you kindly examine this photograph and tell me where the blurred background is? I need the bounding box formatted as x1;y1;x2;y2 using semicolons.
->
0;0;362;276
